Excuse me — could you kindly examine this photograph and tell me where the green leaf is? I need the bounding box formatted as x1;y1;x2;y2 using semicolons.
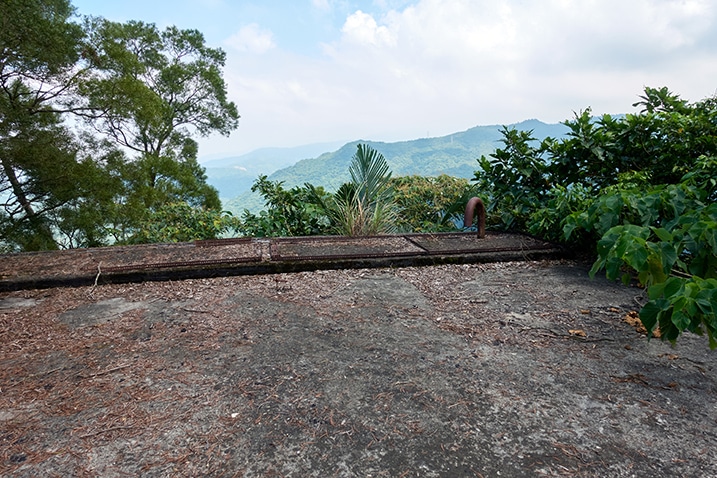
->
652;227;673;242
640;299;669;336
563;221;577;240
624;244;649;272
659;242;678;273
695;289;717;324
605;257;623;281
707;328;717;350
598;212;618;234
664;276;686;299
671;309;691;331
588;259;604;279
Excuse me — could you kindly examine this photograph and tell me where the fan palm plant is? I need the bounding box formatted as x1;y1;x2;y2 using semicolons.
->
311;144;399;236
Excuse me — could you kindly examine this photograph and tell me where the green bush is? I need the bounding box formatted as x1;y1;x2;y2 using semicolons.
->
391;175;475;232
474;87;717;348
238;176;331;237
240;145;403;237
126;202;240;244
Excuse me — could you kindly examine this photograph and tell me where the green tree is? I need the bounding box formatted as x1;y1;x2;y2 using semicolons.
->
80;19;239;217
1;2;240;250
548;87;717;190
0;0;100;250
473;127;553;231
127;202;240;244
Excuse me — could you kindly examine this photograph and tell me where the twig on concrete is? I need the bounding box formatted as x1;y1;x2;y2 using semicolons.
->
86;262;102;298
80;363;131;379
79;425;136;439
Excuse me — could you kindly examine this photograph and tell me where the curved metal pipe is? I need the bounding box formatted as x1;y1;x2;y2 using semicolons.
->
463;197;486;238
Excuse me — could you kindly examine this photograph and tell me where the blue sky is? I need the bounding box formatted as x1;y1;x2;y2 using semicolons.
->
71;0;717;160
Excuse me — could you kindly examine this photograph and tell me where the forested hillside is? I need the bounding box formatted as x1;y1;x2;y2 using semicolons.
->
224;119;568;214
202;141;346;202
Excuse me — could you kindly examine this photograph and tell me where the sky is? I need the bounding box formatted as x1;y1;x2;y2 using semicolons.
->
70;0;717;161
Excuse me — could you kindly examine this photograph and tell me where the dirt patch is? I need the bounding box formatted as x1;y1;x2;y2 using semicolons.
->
1;260;715;477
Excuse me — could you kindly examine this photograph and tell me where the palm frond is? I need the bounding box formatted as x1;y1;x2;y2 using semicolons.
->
349;144;393;203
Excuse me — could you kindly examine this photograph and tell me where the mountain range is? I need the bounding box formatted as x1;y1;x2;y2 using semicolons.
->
202;140;347;202
204;119;570;215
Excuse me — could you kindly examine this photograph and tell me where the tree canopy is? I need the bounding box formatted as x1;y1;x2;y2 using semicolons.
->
0;0;239;251
1;0;88;249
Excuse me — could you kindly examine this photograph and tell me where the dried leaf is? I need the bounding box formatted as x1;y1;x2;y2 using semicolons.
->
624;310;661;338
659;353;679;360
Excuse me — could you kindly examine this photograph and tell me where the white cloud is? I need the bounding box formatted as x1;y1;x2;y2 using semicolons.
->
321;0;716;116
202;0;717;157
224;23;276;54
511;0;715;70
341;10;397;47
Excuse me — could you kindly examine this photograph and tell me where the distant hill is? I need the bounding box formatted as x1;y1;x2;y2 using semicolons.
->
220;119;570;215
202;141;347;201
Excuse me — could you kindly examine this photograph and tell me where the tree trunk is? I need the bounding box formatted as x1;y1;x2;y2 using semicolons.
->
0;157;58;250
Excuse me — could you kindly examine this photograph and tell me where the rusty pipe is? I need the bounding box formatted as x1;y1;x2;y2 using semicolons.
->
463;197;486;238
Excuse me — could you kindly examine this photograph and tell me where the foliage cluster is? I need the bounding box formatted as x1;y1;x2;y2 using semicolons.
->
125;202;240;244
390;175;474;232
321;144;398;236
474;87;717;347
1;0;239;251
240;145;395;236
240;145;474;237
237;176;331;238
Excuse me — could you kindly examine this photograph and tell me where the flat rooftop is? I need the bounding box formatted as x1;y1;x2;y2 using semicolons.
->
1;235;715;476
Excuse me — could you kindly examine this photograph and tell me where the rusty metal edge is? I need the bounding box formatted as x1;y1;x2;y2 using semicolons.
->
0;245;567;292
193;237;253;247
272;250;427;262
101;255;263;273
272;240;558;262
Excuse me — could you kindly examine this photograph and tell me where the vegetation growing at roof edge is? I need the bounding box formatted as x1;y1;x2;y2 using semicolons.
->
238;144;473;237
473;86;717;348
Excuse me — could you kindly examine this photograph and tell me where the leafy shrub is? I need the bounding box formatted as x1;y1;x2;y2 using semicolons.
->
473;128;552;231
241;145;401;237
238;176;331;237
528;184;593;243
303;144;401;236
332;144;398;236
390;175;474;232
126;202;240;243
475;87;717;348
